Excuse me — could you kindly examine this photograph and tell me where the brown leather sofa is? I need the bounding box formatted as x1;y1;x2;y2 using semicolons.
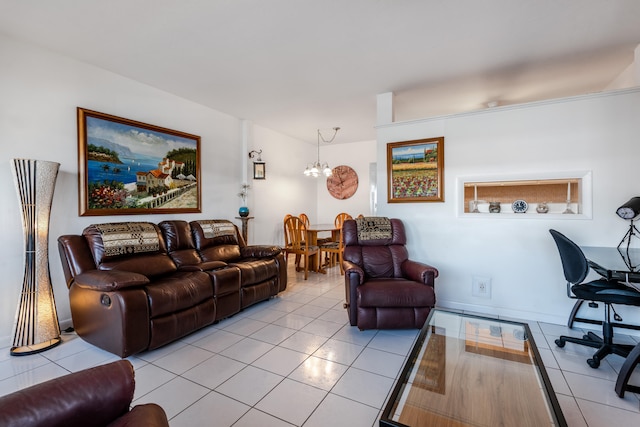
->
58;219;286;357
0;360;168;427
342;218;438;329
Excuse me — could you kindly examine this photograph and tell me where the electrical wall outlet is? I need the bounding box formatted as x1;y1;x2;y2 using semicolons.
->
472;276;492;298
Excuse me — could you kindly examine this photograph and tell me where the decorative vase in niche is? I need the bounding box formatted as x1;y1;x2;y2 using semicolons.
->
489;201;501;213
239;206;249;217
536;202;549;214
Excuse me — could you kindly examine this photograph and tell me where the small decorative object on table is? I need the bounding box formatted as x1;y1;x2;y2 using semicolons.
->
489;201;501;213
512;199;528;213
237;184;250;217
536;202;549;214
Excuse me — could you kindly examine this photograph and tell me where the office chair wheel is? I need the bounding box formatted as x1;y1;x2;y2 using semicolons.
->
587;357;600;369
555;338;565;348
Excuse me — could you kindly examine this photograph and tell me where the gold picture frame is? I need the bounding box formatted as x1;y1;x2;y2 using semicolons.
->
387;137;444;203
77;108;201;216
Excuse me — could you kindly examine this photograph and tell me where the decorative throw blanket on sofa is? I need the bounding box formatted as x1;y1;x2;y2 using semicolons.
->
355;217;393;241
197;220;237;239
94;222;160;257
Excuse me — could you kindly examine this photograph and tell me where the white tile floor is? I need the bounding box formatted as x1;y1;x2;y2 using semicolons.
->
2;262;640;426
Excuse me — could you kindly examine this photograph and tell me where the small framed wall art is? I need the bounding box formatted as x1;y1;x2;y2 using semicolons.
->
253;162;266;180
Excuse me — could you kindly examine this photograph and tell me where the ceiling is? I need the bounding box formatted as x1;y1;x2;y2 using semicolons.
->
1;0;640;144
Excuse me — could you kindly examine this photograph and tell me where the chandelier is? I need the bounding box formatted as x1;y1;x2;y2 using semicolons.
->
303;127;340;177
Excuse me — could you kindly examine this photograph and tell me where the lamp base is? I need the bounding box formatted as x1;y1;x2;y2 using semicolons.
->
10;337;62;356
618;220;640;251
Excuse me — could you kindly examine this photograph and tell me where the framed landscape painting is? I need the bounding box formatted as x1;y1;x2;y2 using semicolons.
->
387;137;444;203
77;108;202;216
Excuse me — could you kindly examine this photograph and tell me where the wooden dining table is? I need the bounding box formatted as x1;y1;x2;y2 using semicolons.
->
306;223;339;273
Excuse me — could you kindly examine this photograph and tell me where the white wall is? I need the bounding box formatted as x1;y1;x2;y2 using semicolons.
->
376;88;640;329
0;35;314;345
316;140;377;224
246;125;318;246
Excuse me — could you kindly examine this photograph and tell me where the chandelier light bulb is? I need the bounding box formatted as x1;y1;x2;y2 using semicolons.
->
304;127;340;178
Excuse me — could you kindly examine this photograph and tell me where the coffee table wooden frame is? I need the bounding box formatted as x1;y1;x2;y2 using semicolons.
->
380;309;567;427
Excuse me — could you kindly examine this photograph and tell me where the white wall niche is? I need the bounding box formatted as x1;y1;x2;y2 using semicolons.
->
457;171;592;219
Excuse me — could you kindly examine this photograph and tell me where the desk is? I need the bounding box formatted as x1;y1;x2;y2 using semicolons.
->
306;224;339;273
581;246;640;282
570;246;640;331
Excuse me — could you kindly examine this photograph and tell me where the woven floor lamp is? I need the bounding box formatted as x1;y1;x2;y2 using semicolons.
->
10;158;61;356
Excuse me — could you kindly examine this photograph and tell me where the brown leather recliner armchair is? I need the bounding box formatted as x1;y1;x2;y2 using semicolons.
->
342;218;439;329
0;360;168;427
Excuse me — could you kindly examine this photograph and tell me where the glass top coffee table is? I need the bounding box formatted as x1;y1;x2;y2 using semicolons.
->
380;309;566;426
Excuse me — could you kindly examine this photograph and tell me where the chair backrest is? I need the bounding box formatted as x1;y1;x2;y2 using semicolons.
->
284;216;308;250
299;213;310;227
343;218;409;278
283;215;293;247
334;212;353;228
549;229;589;285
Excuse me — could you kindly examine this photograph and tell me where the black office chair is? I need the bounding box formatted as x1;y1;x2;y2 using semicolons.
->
549;229;640;368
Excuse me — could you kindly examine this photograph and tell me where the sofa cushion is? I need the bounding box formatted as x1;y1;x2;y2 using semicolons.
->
229;259;279;287
158;220;204;268
190;220;242;262
357;278;435;307
145;271;213;317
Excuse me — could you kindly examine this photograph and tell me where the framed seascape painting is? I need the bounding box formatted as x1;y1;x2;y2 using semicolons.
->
387;137;444;203
77;108;202;216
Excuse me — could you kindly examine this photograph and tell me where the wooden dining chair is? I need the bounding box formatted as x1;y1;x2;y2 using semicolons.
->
320;226;346;275
334;212;353;228
283;215;320;280
320;213;353;273
283;214;300;269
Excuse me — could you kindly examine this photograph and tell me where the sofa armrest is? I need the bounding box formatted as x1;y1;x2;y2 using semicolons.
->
73;270;150;291
343;260;365;285
0;360;135;427
241;245;282;258
178;260;227;272
401;259;439;286
108;404;169;427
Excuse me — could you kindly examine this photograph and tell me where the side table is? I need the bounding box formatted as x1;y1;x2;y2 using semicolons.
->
235;216;254;243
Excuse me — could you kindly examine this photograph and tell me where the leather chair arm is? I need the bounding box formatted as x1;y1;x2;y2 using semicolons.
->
401;259;439;286
73;270;150;291
241;245;282;258
108;404;169;427
0;360;136;427
343;260;365;285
